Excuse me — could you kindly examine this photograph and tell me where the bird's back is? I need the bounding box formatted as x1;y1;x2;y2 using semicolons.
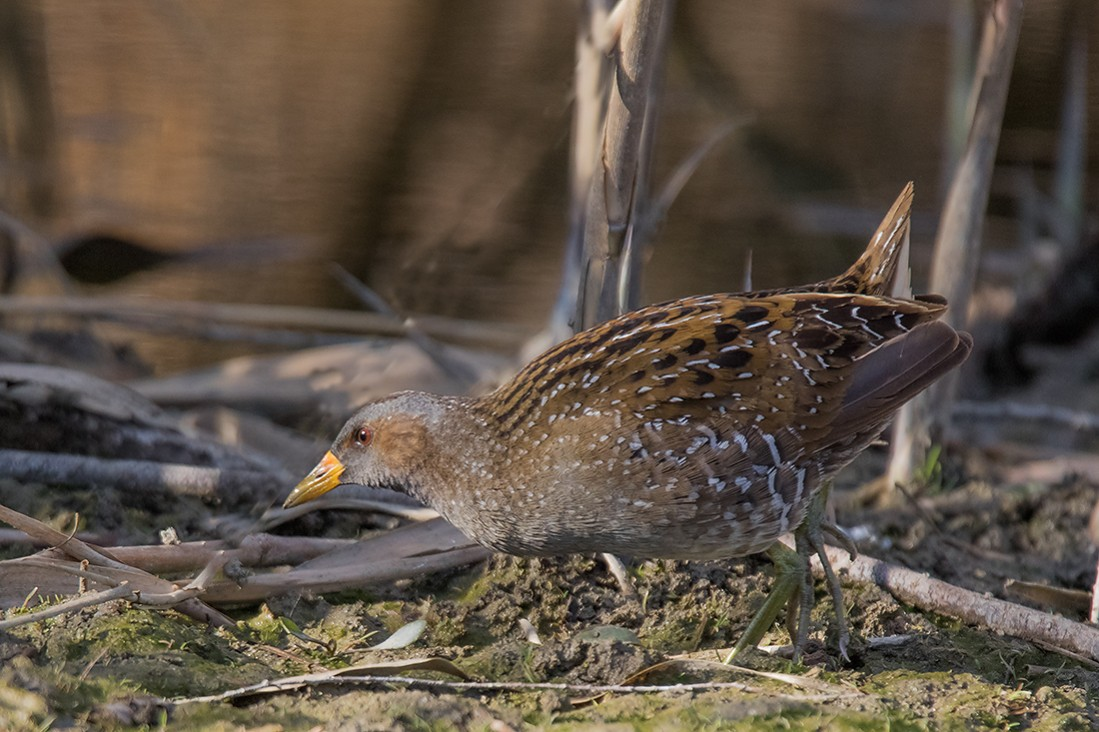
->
476;290;968;559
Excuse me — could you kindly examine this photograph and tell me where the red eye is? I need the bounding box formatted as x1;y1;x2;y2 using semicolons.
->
354;427;373;446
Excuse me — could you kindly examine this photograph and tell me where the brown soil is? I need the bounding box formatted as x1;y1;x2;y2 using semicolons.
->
1;436;1097;730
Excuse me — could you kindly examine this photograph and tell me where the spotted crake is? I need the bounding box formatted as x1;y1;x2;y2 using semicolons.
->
284;184;971;658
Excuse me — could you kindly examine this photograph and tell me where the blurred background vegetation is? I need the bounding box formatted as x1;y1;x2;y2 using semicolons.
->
0;1;1093;373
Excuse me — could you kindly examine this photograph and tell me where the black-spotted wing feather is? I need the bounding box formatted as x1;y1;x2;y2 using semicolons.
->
482;291;952;559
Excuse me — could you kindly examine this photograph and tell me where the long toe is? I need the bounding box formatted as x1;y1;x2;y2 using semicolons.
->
792;528;815;662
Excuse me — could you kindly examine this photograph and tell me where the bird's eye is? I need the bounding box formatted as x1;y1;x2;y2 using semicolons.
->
354;426;374;446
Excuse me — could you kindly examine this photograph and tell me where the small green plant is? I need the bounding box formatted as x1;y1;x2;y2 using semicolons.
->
916;443;943;489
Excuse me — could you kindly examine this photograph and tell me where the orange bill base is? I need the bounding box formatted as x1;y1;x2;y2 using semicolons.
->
283;451;346;508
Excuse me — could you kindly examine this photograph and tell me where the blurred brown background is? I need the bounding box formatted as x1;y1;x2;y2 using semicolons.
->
1;1;1094;372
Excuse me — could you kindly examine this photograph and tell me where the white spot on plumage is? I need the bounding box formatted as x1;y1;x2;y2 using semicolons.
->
761;432;782;467
794;467;807;504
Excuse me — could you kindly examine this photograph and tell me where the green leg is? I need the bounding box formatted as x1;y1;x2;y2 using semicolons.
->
722;540;805;663
724;482;853;663
797;481;852;660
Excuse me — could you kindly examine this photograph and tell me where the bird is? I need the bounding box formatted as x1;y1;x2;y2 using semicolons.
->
283;183;971;660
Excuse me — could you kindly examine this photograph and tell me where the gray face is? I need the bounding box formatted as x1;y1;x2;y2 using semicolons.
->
329;391;459;492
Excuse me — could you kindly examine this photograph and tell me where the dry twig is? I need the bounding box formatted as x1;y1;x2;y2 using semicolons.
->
575;0;674;329
0;583;134;630
0;294;526;350
808;541;1099;662
328;263;480;386
888;0;1024;486
0;503;234;627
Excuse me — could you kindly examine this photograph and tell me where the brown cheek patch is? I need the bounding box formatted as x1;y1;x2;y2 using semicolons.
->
375;416;428;469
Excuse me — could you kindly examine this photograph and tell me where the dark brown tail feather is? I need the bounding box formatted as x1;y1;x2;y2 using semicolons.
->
833;322;972;441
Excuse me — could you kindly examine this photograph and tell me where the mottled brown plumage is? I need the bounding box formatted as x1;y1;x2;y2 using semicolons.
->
284;184;970;656
785;180;914;299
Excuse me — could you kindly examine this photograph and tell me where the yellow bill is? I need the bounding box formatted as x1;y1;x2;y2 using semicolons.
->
283;451;346;508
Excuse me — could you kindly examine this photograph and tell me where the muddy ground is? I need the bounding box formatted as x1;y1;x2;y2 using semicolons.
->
1;429;1098;730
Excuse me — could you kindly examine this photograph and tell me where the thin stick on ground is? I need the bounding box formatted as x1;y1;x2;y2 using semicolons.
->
0;503;235;628
13;554;230;609
178;676;811;706
0;583;135;630
806;541;1099;662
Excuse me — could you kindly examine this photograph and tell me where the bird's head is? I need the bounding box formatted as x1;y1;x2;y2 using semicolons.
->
282;391;452;508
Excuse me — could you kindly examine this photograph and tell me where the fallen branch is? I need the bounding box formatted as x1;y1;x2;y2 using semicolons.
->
0;448;281;502
103;534;356;574
0;528;114;547
813;542;1099;662
0;503;234;627
201;545;490;604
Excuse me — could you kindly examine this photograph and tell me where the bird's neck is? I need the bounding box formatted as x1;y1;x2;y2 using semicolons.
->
399;395;500;506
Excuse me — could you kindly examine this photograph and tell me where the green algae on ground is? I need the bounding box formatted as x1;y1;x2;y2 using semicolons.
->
3;476;1099;728
7;602;271;709
4;558;1099;730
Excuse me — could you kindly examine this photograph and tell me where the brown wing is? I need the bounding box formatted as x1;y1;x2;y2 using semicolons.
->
481;291;966;558
489;291;947;431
